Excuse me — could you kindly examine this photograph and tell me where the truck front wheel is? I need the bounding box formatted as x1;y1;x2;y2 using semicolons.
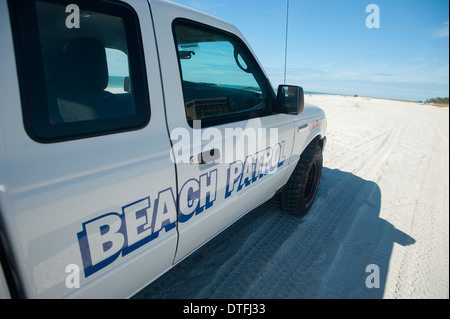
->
279;142;323;215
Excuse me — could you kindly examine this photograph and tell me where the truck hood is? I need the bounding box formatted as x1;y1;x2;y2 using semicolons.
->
302;102;326;121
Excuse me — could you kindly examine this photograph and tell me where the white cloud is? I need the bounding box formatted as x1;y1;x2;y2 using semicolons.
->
432;22;449;38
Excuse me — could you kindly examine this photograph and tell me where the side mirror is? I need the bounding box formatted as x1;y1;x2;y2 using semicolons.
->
277;85;304;115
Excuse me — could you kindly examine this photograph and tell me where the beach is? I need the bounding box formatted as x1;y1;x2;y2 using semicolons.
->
134;94;449;299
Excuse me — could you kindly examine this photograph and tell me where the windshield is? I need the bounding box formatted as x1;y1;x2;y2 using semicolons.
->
178;40;262;94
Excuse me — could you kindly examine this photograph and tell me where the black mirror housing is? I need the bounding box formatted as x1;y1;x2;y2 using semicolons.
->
277;85;304;115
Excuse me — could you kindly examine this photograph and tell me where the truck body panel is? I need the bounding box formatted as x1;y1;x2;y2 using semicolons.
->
0;0;326;298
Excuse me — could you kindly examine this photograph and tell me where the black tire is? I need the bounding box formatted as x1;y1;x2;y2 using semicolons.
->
278;142;323;215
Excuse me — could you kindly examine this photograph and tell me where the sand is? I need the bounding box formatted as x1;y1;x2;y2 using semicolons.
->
133;95;449;299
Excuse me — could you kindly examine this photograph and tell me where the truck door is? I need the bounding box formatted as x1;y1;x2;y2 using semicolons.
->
2;0;177;298
154;12;296;262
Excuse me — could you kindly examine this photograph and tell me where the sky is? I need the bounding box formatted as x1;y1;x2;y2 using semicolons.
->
170;0;449;101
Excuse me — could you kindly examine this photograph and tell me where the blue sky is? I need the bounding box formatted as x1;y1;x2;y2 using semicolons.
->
170;0;449;101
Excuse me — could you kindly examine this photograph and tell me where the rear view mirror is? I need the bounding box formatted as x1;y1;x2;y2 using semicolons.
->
179;51;195;59
277;85;304;115
124;76;130;92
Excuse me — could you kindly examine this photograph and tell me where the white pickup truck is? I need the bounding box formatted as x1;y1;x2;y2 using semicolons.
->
0;0;326;298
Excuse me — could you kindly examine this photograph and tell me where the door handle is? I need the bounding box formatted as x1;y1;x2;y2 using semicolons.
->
198;148;220;165
298;123;308;132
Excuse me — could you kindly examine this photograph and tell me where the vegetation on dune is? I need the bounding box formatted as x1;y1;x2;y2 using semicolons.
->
426;97;449;107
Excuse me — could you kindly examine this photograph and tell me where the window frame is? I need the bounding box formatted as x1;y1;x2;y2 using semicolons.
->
8;0;151;143
172;18;276;128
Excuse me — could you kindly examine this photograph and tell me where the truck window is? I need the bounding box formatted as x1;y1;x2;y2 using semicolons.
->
173;20;271;127
9;0;150;142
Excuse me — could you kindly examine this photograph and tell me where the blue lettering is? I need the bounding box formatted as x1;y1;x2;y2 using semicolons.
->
178;178;200;223
225;161;243;198
77;142;286;277
77;213;125;277
225;141;287;197
198;169;217;213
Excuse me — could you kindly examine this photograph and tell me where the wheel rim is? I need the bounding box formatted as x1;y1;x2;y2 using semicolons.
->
304;162;318;202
